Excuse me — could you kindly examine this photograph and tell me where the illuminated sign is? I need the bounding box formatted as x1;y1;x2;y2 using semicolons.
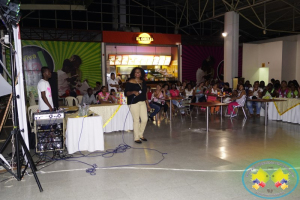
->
136;33;154;44
108;54;171;66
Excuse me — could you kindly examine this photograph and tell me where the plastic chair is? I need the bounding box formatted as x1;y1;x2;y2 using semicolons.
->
28;91;36;106
178;98;192;120
27;105;39;131
229;95;247;119
76;95;83;105
65;96;78;106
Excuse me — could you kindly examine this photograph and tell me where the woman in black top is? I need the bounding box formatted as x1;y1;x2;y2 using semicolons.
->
125;67;151;144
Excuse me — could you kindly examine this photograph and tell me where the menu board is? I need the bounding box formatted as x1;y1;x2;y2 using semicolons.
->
109;54;171;66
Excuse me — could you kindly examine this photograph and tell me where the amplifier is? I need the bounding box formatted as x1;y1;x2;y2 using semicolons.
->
33;111;65;153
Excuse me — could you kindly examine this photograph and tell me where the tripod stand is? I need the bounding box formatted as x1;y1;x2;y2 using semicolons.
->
0;27;43;192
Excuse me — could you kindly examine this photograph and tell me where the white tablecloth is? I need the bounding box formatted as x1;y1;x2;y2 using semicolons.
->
66;116;104;154
89;104;133;133
268;102;300;124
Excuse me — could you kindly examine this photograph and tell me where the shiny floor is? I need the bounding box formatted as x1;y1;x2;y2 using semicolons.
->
1;110;300;200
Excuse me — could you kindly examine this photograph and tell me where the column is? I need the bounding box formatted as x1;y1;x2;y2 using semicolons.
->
224;11;239;87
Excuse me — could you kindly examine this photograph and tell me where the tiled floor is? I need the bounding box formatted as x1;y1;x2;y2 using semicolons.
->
1;111;300;200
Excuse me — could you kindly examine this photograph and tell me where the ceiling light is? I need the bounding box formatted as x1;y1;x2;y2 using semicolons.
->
222;32;228;37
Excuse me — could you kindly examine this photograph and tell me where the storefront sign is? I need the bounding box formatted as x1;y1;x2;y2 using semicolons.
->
136;33;154;44
109;54;171;66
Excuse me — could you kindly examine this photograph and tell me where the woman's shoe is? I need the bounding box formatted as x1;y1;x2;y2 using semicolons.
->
135;140;142;144
140;137;147;141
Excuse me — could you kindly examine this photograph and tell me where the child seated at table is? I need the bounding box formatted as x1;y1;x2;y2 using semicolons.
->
98;86;112;103
207;83;221;114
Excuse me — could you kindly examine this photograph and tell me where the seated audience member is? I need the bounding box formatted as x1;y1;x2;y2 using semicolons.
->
153;84;168;118
271;78;275;85
207;83;221;114
278;80;289;98
169;83;184;114
179;81;187;94
162;84;171;97
82;88;97;105
176;81;182;90
244;80;250;96
287;85;299;98
247;81;263;117
184;83;196;111
163;83;175;113
292;80;299;89
194;82;206;103
110;89;118;103
288;81;294;88
146;86;160;121
227;84;246;116
222;82;232;94
94;82;102;96
262;83;276;99
273;82;281;97
259;81;265;90
94;81;101;91
98;86;112;103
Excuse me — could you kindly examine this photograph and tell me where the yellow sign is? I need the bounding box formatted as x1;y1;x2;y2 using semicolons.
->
136;33;154;44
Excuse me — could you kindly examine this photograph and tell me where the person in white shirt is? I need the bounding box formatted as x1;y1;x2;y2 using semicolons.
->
37;67;54;112
247;81;263;117
57;59;72;97
82;88;97;105
196;67;206;85
108;73;119;92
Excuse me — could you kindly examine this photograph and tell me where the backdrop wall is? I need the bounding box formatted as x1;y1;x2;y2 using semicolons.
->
7;40;102;98
182;45;243;83
242;40;297;84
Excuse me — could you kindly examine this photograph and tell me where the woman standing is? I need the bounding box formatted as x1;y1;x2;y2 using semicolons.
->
125;67;151;144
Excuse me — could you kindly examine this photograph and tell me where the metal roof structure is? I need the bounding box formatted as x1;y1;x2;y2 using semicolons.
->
13;0;300;43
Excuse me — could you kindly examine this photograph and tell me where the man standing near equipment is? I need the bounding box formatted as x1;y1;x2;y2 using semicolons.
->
108;73;120;92
37;67;54;112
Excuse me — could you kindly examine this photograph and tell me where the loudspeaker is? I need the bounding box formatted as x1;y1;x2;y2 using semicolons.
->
48;72;58;109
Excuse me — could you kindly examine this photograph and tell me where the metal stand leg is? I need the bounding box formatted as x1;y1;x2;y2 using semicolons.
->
220;97;223;117
170;100;172;121
206;106;209;133
264;102;268;126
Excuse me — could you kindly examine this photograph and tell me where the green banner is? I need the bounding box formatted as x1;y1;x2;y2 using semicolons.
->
17;40;101;98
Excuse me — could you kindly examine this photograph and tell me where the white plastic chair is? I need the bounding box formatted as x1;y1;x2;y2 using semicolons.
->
178;98;192;120
76;95;83;105
230;95;247;119
28;105;39;131
28;91;36;106
65;96;78;106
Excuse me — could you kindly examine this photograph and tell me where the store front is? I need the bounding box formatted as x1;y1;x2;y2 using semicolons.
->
102;31;182;87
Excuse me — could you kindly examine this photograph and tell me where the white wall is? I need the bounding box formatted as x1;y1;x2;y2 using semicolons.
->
242;43;259;84
282;41;297;81
243;41;283;83
248;34;300;81
258;41;283;81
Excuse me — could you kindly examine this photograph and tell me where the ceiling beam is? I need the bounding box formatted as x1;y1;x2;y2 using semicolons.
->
180;0;274;28
20;4;86;11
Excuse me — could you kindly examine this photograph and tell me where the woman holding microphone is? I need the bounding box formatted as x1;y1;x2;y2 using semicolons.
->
125;67;151;144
